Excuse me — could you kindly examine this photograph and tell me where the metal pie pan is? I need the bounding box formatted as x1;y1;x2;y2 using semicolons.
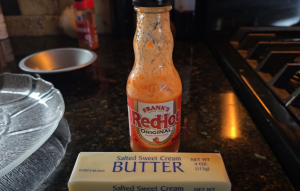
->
19;48;97;74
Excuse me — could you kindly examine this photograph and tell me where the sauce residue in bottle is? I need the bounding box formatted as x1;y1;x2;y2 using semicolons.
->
127;4;182;152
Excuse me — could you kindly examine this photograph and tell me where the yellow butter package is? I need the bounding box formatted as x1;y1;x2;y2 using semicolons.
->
68;152;231;191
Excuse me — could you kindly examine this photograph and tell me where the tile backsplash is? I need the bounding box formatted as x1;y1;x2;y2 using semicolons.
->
0;0;111;36
19;0;61;15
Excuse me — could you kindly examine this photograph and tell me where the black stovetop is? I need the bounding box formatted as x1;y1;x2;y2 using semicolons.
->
209;27;300;191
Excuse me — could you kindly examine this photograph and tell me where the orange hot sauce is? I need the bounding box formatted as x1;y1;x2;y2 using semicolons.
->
73;0;99;50
127;2;182;152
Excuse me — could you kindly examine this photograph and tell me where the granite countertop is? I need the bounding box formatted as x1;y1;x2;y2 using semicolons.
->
1;36;295;191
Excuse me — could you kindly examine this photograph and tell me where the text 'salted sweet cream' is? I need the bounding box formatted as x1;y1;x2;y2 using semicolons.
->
68;152;231;191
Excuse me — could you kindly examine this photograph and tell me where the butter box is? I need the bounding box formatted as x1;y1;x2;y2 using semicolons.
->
68;152;231;191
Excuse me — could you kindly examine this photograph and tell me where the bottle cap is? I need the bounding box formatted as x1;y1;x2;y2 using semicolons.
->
73;0;94;9
132;0;172;7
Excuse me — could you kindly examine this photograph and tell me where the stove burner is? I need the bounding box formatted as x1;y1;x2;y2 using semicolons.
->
291;70;300;84
294;57;300;63
210;26;300;190
290;58;300;87
284;71;300;94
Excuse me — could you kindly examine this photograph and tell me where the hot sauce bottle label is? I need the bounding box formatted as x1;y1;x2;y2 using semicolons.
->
76;15;97;44
127;96;181;148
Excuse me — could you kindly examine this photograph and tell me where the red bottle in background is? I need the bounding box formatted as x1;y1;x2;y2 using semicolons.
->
73;0;99;50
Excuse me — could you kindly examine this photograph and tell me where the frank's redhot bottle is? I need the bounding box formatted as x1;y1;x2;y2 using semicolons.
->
127;0;182;152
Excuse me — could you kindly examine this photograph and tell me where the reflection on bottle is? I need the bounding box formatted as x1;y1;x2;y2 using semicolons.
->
221;92;240;139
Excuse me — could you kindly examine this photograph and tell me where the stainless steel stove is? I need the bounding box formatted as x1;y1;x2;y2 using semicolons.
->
208;27;300;190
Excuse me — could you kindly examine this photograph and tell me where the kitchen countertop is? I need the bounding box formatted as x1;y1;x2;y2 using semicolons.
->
1;36;295;191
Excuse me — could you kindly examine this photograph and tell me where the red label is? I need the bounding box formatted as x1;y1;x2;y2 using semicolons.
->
127;96;181;148
76;15;98;44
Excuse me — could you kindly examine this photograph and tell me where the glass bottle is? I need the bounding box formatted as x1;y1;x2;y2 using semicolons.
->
73;0;99;50
127;0;182;152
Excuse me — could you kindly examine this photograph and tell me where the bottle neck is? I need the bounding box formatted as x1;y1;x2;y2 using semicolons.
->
134;6;173;70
